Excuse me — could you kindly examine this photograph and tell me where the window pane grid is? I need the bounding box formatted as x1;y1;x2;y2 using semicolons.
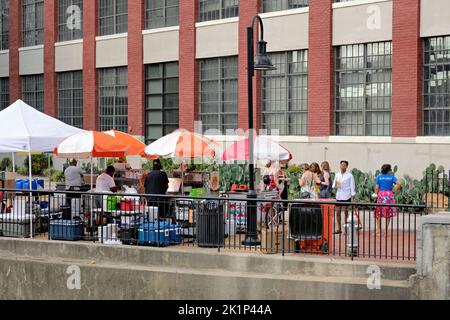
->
57;71;83;128
99;67;128;132
145;0;179;29
199;56;238;133
22;74;44;112
145;62;179;144
0;77;9;111
262;50;308;136
0;0;9;50
58;0;83;42
22;0;44;47
335;42;392;136
199;0;238;22
424;36;450;136
261;0;308;13
98;0;128;36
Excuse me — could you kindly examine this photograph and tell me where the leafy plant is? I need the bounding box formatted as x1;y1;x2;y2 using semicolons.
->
23;154;53;175
219;164;249;192
43;169;65;183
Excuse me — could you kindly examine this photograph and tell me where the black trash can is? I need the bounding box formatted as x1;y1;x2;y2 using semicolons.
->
197;200;224;248
289;204;323;240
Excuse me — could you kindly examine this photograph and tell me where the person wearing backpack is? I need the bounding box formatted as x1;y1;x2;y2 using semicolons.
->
299;163;320;199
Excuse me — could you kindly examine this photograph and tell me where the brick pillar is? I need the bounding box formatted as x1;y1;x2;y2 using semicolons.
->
238;0;261;132
44;0;57;117
8;0;21;103
392;0;422;137
308;0;334;137
179;1;198;132
83;0;98;130
127;0;145;137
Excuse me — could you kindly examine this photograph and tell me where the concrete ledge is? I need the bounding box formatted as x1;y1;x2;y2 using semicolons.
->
0;238;416;281
0;254;411;300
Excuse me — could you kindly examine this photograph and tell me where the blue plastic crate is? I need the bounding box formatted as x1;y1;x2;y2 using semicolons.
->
50;220;84;241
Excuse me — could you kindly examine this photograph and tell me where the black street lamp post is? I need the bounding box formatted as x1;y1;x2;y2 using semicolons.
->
243;15;275;247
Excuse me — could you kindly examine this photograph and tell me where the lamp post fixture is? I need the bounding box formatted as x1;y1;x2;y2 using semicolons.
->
243;15;276;247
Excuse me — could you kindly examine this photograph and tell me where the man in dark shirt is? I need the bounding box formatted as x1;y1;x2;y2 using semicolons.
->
144;159;169;218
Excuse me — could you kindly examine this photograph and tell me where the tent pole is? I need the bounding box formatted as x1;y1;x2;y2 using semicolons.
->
28;152;33;239
48;154;51;191
12;152;15;173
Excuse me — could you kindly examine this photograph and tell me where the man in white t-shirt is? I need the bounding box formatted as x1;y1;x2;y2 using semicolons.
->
95;166;118;193
64;159;84;190
332;160;356;234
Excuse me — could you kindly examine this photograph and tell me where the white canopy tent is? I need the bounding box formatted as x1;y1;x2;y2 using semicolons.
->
0;99;85;237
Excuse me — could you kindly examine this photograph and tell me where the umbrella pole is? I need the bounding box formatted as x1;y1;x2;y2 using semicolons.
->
181;163;184;196
90;157;93;230
28;152;33;239
12;152;15;173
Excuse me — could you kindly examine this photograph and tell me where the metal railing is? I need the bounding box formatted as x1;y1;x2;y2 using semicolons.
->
0;189;426;261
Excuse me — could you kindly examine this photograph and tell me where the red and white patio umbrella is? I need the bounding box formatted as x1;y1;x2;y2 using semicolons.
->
222;136;292;162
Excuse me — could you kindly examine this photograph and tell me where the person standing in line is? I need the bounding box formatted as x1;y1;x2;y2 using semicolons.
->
332;161;356;234
310;162;322;198
374;164;401;236
319;161;333;199
299;163;319;199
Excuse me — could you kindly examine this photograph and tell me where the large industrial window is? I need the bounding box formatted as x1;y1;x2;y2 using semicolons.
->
335;42;392;136
58;71;83;129
58;0;83;42
199;0;238;22
22;74;44;112
99;67;128;132
0;77;9;111
98;0;128;36
145;62;179;143
261;0;308;13
145;0;179;29
0;0;8;50
424;36;450;136
262;50;308;136
199;56;238;133
22;0;44;47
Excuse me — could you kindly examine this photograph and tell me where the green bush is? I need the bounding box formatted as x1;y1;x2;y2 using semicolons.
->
23;154;53;175
43;169;65;183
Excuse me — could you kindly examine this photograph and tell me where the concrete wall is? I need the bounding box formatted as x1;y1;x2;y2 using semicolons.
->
421;0;450;37
333;0;392;45
411;213;450;300
143;28;179;64
19;46;44;75
96;34;128;68
196;19;239;59
0;51;9;77
0;238;414;300
55;41;83;72
261;9;309;52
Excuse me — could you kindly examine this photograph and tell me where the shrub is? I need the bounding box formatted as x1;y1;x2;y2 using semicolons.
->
23;154;53;175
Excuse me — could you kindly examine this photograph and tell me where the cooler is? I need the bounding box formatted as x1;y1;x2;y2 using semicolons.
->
138;222;181;246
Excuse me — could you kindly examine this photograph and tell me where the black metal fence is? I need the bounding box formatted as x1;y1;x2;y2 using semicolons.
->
0;189;426;261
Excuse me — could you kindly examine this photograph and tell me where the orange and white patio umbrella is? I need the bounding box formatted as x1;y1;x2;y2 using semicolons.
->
144;129;217;159
103;129;149;157
55;130;129;159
